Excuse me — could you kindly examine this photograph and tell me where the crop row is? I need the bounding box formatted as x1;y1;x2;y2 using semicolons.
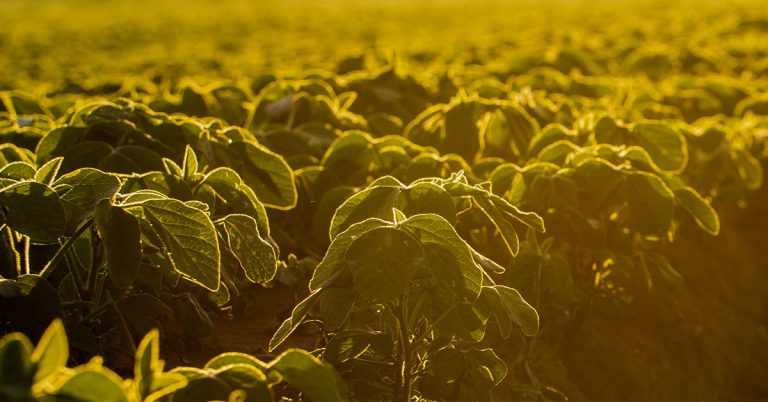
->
1;3;767;398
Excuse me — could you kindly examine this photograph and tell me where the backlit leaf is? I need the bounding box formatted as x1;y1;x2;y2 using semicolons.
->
624;172;675;236
95;200;142;290
218;214;277;283
674;187;720;235
0;181;66;242
137;198;221;291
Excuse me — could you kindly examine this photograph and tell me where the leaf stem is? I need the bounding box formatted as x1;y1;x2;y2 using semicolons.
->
40;218;94;279
85;226;101;300
63;249;87;299
355;357;395;367
23;236;30;275
5;226;21;276
392;298;413;401
243;101;257;130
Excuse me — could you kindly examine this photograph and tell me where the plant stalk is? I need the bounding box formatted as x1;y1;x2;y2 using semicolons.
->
393;298;413;401
23;236;30;275
63;249;87;299
4;227;21;276
85;226;101;301
40;218;94;279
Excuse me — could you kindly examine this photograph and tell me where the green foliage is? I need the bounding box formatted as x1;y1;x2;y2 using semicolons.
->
0;181;66;242
0;320;347;401
94;200;142;290
1;114;288;363
1;1;767;400
272;205;539;399
131;198;222;291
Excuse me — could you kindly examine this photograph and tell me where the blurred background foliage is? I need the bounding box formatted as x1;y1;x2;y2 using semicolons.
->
2;0;768;91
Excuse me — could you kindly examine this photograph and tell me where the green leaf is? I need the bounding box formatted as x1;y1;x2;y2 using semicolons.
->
45;366;129;402
429;348;465;381
0;334;35;401
207;281;230;307
0;181;66;242
0;278;21;298
168;367;233;401
204;352;270;373
473;196;520;256
135;329;161;399
329;178;456;239
185;200;209;212
732;148;763;190
120;172;173;198
133;329;162;397
528;123;576;156
215;139;297;209
344;226;424;302
35;127;87;167
443;101;483;161
181;145;199;180
268;349;347;401
632;123;687;173
323;330;373;364
321;131;377;176
464;348;508;387
329;183;401;239
536;140;580;165
54;168;121;227
35;157;63;185
309;218;390;291
0;162;35;180
644;252;684;287
572;158;624;213
437;298;489;342
137;198;221;291
400;182;457;223
319;287;356;328
162;158;183;177
593;115;629;145
217;214;277;283
1;275;62;339
487;103;539;157
501;103;539;139
95;200;142;290
31;319;69;383
200;167;270;236
120;189;168;205
488;193;545;232
440;179;488;197
484;285;539;337
624;172;675;236
0;143;34;166
211;364;271;400
311;186;357;242
269;291;321;352
59;141;114;173
401;214;483;300
144;373;188;402
674;187;720;235
96;146;164;174
469;245;505;274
